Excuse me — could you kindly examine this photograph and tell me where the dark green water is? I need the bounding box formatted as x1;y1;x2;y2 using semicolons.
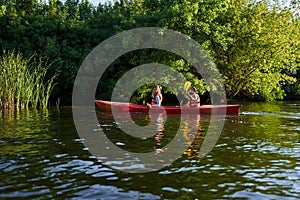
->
0;102;299;199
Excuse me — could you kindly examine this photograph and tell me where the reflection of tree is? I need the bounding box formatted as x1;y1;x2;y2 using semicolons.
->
0;109;51;155
238;102;294;143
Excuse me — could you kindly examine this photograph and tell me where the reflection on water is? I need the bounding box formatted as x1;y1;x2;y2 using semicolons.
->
0;102;300;199
129;113;203;159
96;112;203;172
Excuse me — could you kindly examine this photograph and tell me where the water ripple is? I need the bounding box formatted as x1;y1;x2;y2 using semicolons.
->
232;191;299;200
73;184;160;200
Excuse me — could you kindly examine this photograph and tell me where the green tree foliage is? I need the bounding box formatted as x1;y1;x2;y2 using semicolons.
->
103;0;228;101
0;0;100;104
0;5;6;17
0;0;299;104
220;0;300;101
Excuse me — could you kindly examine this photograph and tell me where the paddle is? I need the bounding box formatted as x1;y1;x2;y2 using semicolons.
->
180;81;192;105
184;81;191;92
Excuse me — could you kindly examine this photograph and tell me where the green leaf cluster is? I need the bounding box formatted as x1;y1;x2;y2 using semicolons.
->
221;0;300;101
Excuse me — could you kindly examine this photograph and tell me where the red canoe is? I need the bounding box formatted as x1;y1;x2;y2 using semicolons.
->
95;100;241;115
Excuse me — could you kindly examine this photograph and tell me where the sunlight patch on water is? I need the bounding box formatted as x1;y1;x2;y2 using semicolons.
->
232;191;297;200
242;111;300;120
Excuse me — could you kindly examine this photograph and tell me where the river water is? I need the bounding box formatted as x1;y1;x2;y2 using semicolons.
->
0;102;299;199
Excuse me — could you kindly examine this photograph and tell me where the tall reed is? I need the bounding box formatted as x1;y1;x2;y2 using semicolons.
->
0;51;55;110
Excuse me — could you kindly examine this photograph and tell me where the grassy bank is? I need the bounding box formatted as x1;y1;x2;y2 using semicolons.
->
0;51;55;110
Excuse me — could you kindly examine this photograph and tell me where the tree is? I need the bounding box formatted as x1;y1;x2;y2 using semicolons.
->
218;0;300;101
101;0;230;102
1;0;299;104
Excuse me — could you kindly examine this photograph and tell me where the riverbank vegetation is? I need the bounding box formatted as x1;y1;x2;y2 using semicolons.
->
0;0;299;106
0;51;55;110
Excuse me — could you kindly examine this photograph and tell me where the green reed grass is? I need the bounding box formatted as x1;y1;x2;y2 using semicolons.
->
0;51;55;110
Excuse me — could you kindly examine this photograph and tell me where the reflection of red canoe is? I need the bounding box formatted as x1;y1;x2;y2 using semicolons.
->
95;100;241;115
